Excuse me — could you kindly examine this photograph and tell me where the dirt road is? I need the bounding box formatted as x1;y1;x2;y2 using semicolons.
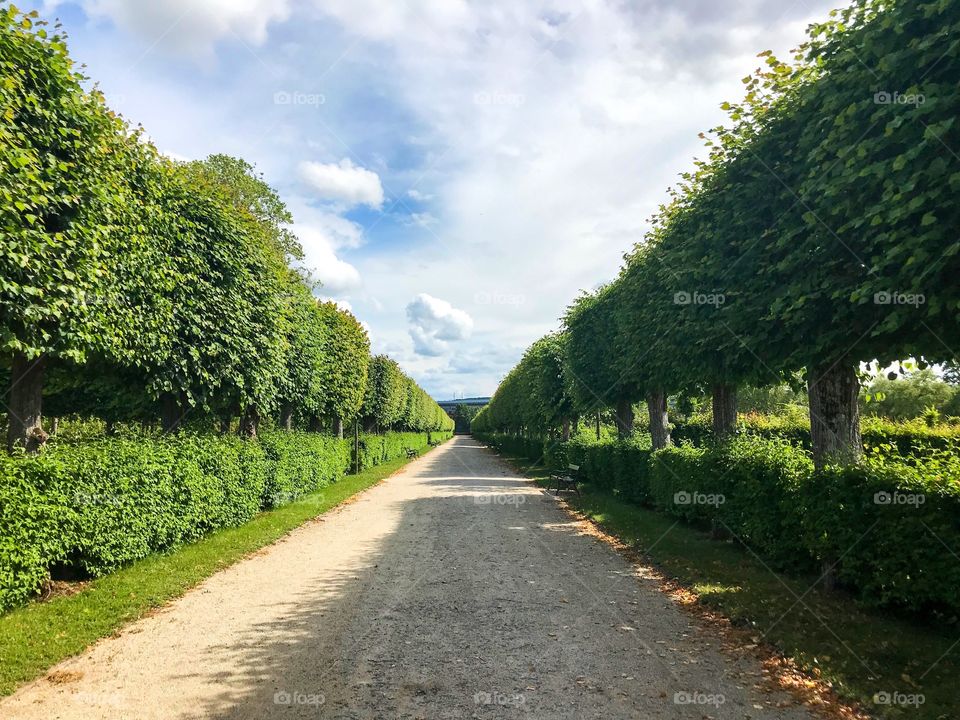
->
1;436;816;719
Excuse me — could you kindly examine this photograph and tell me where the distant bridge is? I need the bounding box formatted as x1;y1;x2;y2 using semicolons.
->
435;397;490;412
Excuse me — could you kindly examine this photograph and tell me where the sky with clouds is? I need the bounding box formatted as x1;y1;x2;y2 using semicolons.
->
34;0;840;399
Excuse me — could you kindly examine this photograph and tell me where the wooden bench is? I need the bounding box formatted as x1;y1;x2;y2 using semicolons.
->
550;464;581;497
405;447;419;459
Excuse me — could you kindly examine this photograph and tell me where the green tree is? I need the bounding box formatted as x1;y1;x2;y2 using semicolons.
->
314;302;369;437
362;355;408;432
0;8;165;450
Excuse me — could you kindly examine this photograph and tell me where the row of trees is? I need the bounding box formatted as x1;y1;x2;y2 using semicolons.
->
0;8;452;452
361;355;453;434
475;0;960;469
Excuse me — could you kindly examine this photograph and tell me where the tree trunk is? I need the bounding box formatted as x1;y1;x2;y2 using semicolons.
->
332;416;344;439
6;351;47;453
105;419;117;436
49;416;59;436
219;415;231;434
308;415;323;432
239;406;260;439
646;389;671;450
821;559;838;592
807;361;861;470
561;417;571;441
160;394;183;433
614;398;634;438
279;402;294;431
712;382;738;440
595;412;601;440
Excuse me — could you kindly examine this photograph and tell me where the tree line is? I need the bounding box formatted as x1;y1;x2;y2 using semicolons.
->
0;7;452;452
474;0;959;469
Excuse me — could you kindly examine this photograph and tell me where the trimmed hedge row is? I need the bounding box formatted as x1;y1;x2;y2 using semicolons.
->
564;436;653;505
475;431;960;613
356;431;452;470
259;432;351;508
0;430;438;612
479;434;546;466
672;414;960;456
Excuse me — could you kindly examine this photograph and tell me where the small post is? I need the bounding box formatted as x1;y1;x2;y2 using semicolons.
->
354;419;360;474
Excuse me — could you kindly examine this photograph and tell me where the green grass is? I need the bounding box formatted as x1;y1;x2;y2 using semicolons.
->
502;453;959;720
0;452;422;696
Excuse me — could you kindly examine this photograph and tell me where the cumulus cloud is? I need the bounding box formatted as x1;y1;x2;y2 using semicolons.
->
298;159;384;209
74;0;290;59
406;294;473;357
294;225;361;294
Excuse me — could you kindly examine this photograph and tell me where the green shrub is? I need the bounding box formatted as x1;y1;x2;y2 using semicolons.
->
474;433;545;466
672;413;960;456
259;432;350;507
565;436;652;504
0;455;72;610
648;444;717;523
709;437;814;572
356;432;436;470
800;448;960;612
0;429;430;613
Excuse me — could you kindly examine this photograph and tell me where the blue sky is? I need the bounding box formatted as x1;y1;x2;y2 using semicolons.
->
32;0;838;399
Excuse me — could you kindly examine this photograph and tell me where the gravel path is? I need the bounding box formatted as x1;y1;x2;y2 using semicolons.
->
1;436;817;719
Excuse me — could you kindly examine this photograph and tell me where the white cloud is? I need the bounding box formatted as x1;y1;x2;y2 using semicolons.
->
286;200;365;249
331;0;838;394
405;212;438;228
308;0;472;47
298;159;384;209
293;225;361;294
407;189;433;201
75;0;290;59
406;294;473;357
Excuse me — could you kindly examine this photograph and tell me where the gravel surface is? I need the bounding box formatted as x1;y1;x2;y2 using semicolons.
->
1;436;817;719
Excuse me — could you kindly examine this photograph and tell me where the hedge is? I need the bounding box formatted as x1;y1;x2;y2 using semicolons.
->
475;431;960;613
0;429;435;612
356;431;452;470
801;449;960;612
671;414;960;456
564;436;653;505
478;433;547;466
647;438;816;573
259;432;351;507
